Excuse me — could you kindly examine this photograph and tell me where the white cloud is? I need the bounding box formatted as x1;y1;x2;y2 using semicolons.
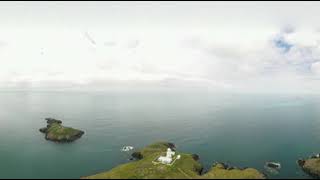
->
0;2;320;93
311;62;320;75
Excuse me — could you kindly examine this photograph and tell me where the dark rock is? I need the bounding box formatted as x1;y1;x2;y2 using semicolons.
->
45;118;62;125
167;142;176;149
297;159;305;167
200;168;208;175
192;154;200;161
310;154;320;159
39;127;48;133
131;152;143;160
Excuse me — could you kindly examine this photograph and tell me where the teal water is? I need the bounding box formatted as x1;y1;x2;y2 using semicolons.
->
0;91;319;179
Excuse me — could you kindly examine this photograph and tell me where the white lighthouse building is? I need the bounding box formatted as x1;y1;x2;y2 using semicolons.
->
157;148;176;165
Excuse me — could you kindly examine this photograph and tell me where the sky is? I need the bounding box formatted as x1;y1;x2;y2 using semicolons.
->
1;1;320;93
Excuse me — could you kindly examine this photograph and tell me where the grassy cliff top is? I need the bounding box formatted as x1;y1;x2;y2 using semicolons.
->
82;142;265;179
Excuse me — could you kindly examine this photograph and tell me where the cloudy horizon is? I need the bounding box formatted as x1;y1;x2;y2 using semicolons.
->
1;1;320;93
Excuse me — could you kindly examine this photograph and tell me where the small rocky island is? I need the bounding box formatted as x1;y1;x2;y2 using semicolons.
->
39;118;84;142
297;154;320;178
82;142;266;179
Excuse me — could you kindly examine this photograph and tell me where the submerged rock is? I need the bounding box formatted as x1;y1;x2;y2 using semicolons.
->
297;155;320;178
82;142;265;179
39;118;84;143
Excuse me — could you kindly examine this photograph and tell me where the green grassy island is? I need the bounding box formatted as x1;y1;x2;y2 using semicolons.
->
39;118;84;142
82;142;266;179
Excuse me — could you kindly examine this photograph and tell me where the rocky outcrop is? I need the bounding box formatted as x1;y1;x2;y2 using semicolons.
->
39;127;48;133
192;154;200;161
39;118;84;143
202;162;267;179
45;118;62;125
131;152;143;160
297;156;320;178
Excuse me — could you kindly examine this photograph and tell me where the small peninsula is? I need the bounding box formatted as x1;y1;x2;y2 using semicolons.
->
297;154;320;178
39;118;84;143
82;142;266;179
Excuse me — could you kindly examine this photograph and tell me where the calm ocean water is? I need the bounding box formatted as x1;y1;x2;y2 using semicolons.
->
0;90;319;179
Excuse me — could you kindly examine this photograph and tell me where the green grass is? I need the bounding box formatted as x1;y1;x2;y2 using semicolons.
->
45;123;83;141
82;142;265;179
201;163;266;179
83;142;202;179
48;123;80;136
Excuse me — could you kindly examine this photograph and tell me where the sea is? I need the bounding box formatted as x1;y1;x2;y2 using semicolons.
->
0;90;319;179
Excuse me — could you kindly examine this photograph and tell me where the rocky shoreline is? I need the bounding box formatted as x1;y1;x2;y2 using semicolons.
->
39;118;84;143
297;154;320;178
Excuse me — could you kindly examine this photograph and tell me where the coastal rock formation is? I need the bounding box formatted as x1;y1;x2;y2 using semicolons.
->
131;151;143;160
39;118;84;142
45;118;62;125
202;162;267;179
298;155;320;178
82;142;265;179
192;154;200;161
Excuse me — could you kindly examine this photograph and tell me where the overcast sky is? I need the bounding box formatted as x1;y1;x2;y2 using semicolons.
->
1;1;320;93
